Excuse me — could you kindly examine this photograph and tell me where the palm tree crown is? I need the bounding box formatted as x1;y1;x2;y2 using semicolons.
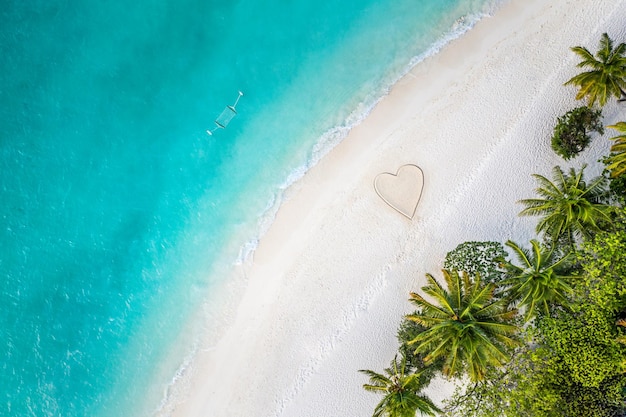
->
605;121;626;178
407;270;518;382
359;356;440;417
518;165;612;246
499;240;574;322
564;32;626;107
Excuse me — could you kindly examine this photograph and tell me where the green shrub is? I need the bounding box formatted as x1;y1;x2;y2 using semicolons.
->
445;344;626;417
551;106;604;160
396;315;442;384
608;173;626;202
601;157;626;203
443;241;507;283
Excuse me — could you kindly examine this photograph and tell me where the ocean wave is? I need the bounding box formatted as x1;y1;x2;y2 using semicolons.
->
233;10;490;267
155;6;503;415
153;341;198;417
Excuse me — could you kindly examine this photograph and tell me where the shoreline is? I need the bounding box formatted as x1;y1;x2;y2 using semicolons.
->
165;0;626;415
233;4;497;269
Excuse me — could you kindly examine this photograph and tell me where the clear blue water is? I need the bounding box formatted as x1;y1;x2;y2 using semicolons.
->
1;0;501;415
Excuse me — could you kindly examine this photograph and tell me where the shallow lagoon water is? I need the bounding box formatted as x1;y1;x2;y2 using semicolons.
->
0;1;501;415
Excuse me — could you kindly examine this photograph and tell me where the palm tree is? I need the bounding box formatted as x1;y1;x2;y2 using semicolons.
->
518;165;612;247
499;240;575;322
605;122;626;178
564;32;626;107
407;270;518;382
359;356;440;417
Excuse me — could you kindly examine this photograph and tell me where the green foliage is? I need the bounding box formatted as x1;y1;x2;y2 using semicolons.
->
445;344;626;417
499;239;575;322
550;106;604;160
577;207;626;314
396;315;442;385
555;377;626;417
538;308;625;388
605;121;626;178
407;270;519;381
518;164;612;247
609;173;626;202
444;208;626;417
443;241;507;283
529;289;626;414
564;33;626;107
444;345;551;417
360;356;440;417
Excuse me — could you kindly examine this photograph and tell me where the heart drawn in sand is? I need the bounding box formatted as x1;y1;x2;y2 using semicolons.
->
374;164;424;220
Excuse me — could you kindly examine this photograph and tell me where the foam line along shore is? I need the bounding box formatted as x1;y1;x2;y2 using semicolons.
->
167;0;626;416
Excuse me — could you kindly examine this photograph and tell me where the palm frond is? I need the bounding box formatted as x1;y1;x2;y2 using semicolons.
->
359;369;391;386
505;240;532;269
608;121;626;134
569;45;597;68
520;165;611;245
408;292;452;319
361;356;440;417
565;34;626;105
406;270;519;381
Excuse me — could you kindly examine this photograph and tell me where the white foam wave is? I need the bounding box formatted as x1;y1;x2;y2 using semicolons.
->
153;342;197;417
154;9;502;415
233;11;489;268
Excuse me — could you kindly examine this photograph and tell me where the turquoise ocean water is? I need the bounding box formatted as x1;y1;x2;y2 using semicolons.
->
1;0;502;415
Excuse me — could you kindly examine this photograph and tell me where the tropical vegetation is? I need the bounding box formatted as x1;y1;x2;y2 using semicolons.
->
359;356;440;417
518;164;612;247
444;212;626;416
564;32;626;106
361;32;626;417
443;241;506;284
498;239;574;322
605;121;626;178
406;270;518;381
397;316;443;383
551;106;603;159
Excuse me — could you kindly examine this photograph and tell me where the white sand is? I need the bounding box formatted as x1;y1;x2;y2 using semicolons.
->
167;0;626;416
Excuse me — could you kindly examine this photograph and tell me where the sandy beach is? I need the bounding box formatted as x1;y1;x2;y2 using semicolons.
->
166;0;626;415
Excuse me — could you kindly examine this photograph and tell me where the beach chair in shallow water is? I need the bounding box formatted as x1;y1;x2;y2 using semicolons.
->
207;91;244;135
